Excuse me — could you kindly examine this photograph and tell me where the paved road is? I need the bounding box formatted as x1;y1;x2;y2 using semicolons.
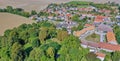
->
95;31;106;42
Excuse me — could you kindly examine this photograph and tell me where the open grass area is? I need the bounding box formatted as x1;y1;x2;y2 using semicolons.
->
0;12;34;36
85;33;100;42
66;1;92;5
77;5;89;8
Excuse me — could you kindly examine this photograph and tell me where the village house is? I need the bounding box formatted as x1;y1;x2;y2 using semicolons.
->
84;24;93;27
81;14;95;18
106;31;118;45
97;24;113;33
95;52;106;61
73;26;95;37
69;7;78;11
29;15;38;20
98;9;111;15
115;15;120;26
78;7;93;12
81;41;120;52
94;15;108;26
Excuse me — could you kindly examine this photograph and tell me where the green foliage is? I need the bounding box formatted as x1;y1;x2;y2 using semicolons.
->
91;3;111;9
6;6;13;13
104;54;112;61
57;30;68;41
111;51;120;61
91;33;97;38
39;27;48;43
27;48;44;61
46;47;55;58
113;25;120;44
32;37;40;48
85;52;100;61
0;6;31;17
11;42;25;61
1;1;117;61
118;6;120;12
57;35;89;61
38;12;49;17
66;1;92;7
31;10;37;15
40;21;54;27
71;14;80;22
40;41;61;52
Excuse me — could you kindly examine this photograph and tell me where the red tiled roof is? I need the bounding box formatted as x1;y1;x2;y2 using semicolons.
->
85;24;93;27
66;13;71;17
74;26;95;37
96;52;106;58
97;24;113;32
107;32;117;42
81;41;120;51
99;9;111;13
94;16;106;22
99;42;120;51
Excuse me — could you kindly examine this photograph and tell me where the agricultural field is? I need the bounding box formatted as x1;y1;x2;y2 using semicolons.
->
0;0;119;12
0;13;34;36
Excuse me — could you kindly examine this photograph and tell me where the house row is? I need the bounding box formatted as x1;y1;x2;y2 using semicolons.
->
98;9;111;14
73;26;95;37
78;7;93;12
81;41;120;52
94;15;112;26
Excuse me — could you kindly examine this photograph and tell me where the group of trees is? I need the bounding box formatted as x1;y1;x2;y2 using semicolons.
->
0;2;120;61
0;20;120;61
0;21;102;61
0;6;30;17
65;1;92;7
118;6;120;12
104;51;120;61
113;25;120;44
0;6;39;17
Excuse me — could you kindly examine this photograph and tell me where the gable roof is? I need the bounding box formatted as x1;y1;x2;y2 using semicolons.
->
107;32;117;42
95;52;106;58
85;24;93;27
94;15;106;23
81;41;120;51
97;24;113;32
74;26;95;37
99;42;120;51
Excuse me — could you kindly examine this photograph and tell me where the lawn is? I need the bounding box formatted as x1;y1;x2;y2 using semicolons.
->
77;5;89;8
85;33;100;42
66;1;92;5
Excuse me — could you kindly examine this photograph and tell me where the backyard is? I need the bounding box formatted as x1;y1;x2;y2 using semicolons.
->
85;33;100;42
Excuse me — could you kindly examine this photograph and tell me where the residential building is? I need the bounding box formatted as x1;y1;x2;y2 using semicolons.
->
95;52;106;61
106;32;118;45
73;26;95;37
97;24;113;33
94;16;106;26
81;41;120;52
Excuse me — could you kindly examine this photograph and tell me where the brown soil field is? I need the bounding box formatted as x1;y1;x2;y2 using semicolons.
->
0;0;119;12
0;13;34;36
0;0;119;36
